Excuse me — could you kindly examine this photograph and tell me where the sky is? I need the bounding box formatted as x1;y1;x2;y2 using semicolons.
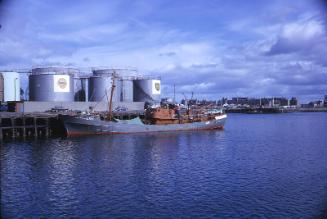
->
0;0;327;102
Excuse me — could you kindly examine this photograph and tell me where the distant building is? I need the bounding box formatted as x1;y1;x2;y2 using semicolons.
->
301;103;310;108
181;99;198;106
222;96;300;108
290;97;298;106
324;95;327;107
218;97;227;106
229;97;248;105
309;100;323;108
227;99;234;105
197;99;216;106
248;98;261;106
260;98;270;106
188;99;197;105
271;97;288;106
237;97;248;105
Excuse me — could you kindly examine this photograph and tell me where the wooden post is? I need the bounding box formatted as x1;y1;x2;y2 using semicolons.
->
22;116;26;140
0;116;2;141
0;127;2;141
45;118;49;138
34;117;38;138
11;118;15;139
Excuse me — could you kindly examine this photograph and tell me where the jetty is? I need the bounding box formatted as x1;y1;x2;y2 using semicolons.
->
0;112;63;141
0;110;144;141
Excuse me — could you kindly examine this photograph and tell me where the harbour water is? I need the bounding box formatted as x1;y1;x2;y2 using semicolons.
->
1;113;327;218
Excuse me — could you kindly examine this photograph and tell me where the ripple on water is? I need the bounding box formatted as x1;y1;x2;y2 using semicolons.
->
1;113;327;218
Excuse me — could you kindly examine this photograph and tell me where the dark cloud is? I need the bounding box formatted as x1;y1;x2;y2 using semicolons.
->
265;18;327;69
276;72;327;86
318;0;327;11
267;38;310;55
266;36;327;66
0;0;10;28
288;84;327;96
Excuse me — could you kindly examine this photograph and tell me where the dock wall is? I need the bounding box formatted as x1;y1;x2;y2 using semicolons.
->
15;101;144;113
0;113;64;141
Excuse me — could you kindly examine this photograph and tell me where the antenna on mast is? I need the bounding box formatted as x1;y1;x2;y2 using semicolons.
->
173;84;176;103
182;92;190;120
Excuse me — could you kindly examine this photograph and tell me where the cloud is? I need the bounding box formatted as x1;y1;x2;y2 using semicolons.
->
37;23;128;44
0;0;326;102
180;82;215;93
159;52;176;57
266;18;327;67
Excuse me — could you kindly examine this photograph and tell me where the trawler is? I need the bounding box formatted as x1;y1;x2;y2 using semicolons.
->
60;73;227;137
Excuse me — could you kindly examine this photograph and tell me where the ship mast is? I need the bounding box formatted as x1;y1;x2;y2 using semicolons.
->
182;92;190;120
108;71;116;120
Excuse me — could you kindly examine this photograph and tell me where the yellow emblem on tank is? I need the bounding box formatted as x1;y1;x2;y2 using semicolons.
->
155;82;160;91
57;78;67;89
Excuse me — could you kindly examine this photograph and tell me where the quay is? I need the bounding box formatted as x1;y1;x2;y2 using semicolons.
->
0;112;63;141
0;110;144;141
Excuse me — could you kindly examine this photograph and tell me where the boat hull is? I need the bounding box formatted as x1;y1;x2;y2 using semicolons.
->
60;114;227;137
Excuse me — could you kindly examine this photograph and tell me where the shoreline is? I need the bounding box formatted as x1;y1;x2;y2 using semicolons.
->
225;107;327;114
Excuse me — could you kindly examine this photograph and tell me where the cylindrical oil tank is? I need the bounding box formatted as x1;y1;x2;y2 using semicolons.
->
29;67;77;101
120;78;133;102
133;78;161;102
0;72;20;102
89;70;121;102
74;77;81;101
93;69;115;76
74;77;89;102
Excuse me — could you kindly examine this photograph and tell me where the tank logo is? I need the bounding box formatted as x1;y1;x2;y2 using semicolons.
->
54;75;70;92
152;80;161;95
155;82;160;91
57;78;67;89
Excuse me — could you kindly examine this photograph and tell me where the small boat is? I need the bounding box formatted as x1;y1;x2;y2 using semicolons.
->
60;72;227;137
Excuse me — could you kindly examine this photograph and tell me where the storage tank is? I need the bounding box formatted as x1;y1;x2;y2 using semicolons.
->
120;77;133;102
88;69;121;102
74;77;89;101
133;78;161;102
93;69;116;76
0;72;20;102
29;67;77;101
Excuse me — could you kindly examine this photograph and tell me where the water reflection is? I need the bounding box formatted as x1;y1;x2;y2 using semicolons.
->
2;113;327;218
1;131;228;217
46;140;79;216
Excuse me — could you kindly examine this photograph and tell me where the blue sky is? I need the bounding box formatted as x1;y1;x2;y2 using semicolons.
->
0;0;326;102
